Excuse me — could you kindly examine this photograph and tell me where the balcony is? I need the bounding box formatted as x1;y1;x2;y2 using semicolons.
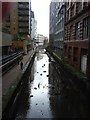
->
2;27;10;34
19;23;29;28
18;11;29;16
18;17;29;22
18;4;29;10
6;23;10;27
19;28;29;34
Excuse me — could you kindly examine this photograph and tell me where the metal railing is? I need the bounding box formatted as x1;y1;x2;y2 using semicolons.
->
0;51;24;75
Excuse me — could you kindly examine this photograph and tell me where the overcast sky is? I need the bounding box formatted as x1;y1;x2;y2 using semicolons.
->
31;0;51;38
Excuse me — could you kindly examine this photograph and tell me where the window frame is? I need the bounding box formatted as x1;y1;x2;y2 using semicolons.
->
83;17;88;39
75;21;80;40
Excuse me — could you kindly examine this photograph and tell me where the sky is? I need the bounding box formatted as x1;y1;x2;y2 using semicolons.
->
31;0;51;38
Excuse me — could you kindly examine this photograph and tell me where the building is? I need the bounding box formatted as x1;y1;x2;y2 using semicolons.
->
54;1;65;58
34;20;37;40
31;11;37;41
30;10;37;48
2;1;30;55
2;2;17;55
64;1;90;78
49;0;65;59
36;34;45;49
43;37;48;48
18;2;29;35
16;2;29;54
49;1;56;49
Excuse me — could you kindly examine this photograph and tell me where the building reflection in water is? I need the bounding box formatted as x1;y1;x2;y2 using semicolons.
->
36;52;43;61
15;58;39;119
14;65;33;119
48;61;61;118
48;60;88;118
14;52;88;119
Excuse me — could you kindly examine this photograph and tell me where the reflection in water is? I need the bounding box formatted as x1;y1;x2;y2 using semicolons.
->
49;60;88;118
14;73;31;119
37;51;43;61
15;51;54;119
14;50;88;119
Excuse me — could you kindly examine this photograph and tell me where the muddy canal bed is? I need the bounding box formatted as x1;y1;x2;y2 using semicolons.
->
14;50;88;119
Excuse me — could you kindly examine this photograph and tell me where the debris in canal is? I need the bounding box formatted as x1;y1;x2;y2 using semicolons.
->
34;87;37;89
46;75;49;77
30;95;33;97
12;51;89;119
43;71;46;72
40;73;42;76
38;83;40;88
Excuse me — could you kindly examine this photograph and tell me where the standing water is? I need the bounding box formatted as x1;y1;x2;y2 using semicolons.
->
14;50;54;119
14;49;88;119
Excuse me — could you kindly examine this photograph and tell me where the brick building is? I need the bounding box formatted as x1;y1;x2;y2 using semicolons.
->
2;2;30;55
4;2;29;37
64;1;90;78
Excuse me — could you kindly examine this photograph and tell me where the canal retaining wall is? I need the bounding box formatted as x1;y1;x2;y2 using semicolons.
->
2;50;36;119
46;48;89;96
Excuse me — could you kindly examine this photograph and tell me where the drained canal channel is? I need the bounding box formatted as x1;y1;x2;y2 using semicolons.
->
4;49;88;119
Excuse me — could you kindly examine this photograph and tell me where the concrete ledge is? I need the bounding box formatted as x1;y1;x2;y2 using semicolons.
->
46;48;89;94
2;51;36;119
46;48;87;81
2;72;22;112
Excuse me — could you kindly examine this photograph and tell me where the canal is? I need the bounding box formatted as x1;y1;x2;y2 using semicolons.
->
14;49;88;119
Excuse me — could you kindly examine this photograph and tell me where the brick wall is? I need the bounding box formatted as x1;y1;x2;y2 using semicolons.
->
64;2;90;76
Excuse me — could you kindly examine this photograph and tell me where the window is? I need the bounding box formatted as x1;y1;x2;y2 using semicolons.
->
68;47;72;60
13;27;15;30
66;10;69;21
62;31;64;39
83;17;88;39
83;2;88;8
70;6;74;17
19;29;23;32
74;48;78;64
75;22;80;40
70;25;73;40
76;2;82;13
64;45;67;56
